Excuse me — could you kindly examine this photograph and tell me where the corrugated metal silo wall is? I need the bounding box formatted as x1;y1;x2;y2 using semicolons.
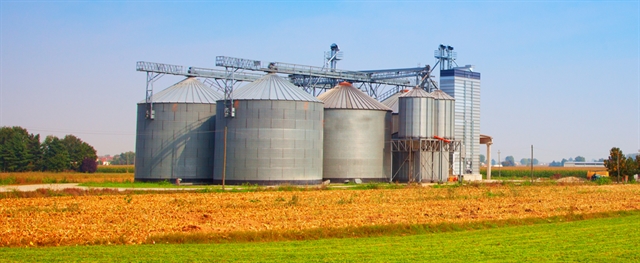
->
135;103;216;183
384;112;392;181
390;113;399;135
322;109;391;182
214;100;324;185
398;97;434;139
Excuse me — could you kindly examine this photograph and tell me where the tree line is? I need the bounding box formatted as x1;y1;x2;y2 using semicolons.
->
548;156;597;167
482;155;539;167
0;126;98;173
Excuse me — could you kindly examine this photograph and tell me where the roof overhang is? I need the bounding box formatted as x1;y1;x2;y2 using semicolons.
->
480;134;493;145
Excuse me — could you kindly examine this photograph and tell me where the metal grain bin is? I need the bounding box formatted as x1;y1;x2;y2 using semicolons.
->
381;89;408;135
398;87;434;139
214;73;324;185
431;89;455;139
393;87;435;183
430;89;456;182
318;82;392;182
135;77;221;183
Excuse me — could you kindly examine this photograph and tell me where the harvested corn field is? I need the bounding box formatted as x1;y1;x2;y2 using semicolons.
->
1;184;640;247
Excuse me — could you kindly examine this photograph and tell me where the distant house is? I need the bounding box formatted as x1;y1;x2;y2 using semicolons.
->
563;161;604;168
97;156;113;166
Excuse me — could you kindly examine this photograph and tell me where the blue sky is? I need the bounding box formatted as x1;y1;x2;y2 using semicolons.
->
1;0;638;163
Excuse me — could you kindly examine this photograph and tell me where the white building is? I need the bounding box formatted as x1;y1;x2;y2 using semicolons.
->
440;65;481;180
563;162;605;168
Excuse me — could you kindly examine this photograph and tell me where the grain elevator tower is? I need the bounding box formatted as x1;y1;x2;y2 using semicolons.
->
437;45;481;179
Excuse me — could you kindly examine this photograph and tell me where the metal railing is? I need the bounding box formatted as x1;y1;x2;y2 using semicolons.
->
137;61;185;75
137;61;262;81
215;56;412;86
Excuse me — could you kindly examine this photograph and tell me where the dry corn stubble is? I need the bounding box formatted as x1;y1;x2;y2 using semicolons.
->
1;184;639;247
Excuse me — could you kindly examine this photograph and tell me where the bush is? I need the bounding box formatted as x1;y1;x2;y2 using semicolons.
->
594;177;612;185
80;157;97;173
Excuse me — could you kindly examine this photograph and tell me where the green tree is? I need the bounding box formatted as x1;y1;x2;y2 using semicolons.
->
625;157;637;182
0;126;98;172
111;151;135;165
42;136;70;172
520;158;528;166
61;135;97;171
520;158;539;166
0;126;39;172
502;156;515;167
27;133;42;171
575;156;586;162
604;147;627;183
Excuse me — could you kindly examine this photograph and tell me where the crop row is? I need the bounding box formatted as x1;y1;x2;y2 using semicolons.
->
0;172;133;185
480;168;597;178
95;165;135;173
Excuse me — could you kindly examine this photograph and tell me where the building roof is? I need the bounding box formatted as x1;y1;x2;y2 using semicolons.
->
231;73;321;102
430;89;455;100
380;89;409;113
139;77;222;104
318;82;391;111
400;87;433;98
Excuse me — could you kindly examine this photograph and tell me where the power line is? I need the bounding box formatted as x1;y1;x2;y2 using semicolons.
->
26;127;134;136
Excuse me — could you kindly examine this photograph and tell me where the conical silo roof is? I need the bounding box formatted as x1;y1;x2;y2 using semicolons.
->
232;73;321;102
430;89;455;100
318;82;391;111
381;89;409;113
138;77;222;104
400;87;433;98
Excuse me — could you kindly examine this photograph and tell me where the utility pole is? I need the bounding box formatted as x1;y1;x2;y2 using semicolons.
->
222;126;228;190
498;150;501;178
617;151;620;183
530;145;534;183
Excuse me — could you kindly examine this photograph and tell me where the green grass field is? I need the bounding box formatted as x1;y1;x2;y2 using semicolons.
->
2;213;639;262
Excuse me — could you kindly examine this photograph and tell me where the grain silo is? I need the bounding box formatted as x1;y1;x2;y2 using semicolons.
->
318;82;392;183
393;87;435;182
398;87;434;139
213;73;324;185
431;89;456;182
135;77;221;183
380;89;408;135
431;89;455;139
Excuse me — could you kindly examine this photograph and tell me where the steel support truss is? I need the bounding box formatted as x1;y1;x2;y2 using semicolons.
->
136;61;263;119
391;138;461;183
214;56;423;100
144;71;163;119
